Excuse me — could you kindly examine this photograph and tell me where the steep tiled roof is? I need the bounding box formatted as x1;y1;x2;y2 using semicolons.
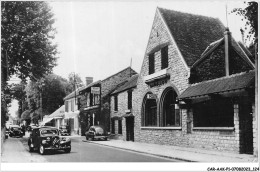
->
111;74;139;95
158;8;225;67
179;70;255;99
192;36;255;69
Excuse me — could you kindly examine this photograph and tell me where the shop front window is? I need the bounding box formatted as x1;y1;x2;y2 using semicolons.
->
193;97;234;127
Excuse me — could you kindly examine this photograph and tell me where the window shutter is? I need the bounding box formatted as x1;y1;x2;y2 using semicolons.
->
161;46;168;69
128;90;132;109
65;101;68;112
149;53;155;74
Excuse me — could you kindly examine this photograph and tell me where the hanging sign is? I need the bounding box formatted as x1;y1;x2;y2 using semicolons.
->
91;87;100;94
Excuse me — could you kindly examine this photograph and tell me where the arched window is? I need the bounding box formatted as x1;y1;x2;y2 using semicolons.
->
160;87;180;127
142;92;157;126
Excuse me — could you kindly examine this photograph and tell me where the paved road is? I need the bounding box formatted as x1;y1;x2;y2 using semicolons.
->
17;136;179;162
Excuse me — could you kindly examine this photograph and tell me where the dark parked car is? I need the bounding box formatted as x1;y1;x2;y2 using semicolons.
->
5;127;9;139
9;125;23;137
85;125;108;141
28;126;71;155
59;125;70;136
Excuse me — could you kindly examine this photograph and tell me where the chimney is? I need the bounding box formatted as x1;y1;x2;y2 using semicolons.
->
224;28;231;76
86;77;93;86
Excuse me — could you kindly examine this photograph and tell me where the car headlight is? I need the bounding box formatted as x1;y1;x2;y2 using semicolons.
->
42;140;47;144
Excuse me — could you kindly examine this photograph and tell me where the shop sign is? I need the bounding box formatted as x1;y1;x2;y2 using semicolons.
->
91;87;100;94
148;78;168;87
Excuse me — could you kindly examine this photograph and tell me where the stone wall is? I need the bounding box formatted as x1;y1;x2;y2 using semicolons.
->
132;9;191;147
110;89;133;141
252;102;258;156
101;67;137;131
131;9;248;154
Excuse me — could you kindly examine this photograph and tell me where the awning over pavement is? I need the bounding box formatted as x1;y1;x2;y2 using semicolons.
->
65;110;79;119
48;105;65;119
40;117;54;126
178;70;255;100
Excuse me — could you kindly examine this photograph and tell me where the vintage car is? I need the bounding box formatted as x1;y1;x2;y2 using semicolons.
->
28;126;71;155
59;125;70;136
9;125;23;137
5;128;9;139
85;125;109;141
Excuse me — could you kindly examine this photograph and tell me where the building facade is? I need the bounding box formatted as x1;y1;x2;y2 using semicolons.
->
64;87;83;135
132;7;256;154
110;74;138;141
79;80;101;135
79;67;137;135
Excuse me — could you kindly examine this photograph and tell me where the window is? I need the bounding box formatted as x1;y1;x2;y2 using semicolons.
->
90;93;93;106
149;53;155;74
118;120;122;134
114;95;118;111
142;93;157;126
161;89;180;127
193;97;234;127
128;90;132;109
161;46;168;69
93;94;100;105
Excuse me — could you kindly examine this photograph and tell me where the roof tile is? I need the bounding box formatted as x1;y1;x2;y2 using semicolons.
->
158;8;225;67
179;70;255;99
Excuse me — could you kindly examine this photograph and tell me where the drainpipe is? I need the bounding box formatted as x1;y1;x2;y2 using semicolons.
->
224;28;231;76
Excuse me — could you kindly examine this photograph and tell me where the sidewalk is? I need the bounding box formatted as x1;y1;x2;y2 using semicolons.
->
83;138;258;162
1;137;47;163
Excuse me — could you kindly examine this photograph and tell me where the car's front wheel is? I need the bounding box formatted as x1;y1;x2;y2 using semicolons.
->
39;145;45;155
29;144;34;152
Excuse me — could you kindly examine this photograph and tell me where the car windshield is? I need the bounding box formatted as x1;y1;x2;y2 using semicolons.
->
95;127;104;134
41;129;58;135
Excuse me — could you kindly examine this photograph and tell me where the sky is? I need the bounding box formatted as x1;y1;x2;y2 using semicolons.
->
8;0;248;117
50;0;247;83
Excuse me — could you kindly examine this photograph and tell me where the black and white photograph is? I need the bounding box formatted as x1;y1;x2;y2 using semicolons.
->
1;0;259;171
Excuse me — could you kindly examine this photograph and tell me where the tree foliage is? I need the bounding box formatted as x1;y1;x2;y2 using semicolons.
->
1;1;58;81
67;72;84;93
232;2;258;44
25;74;69;116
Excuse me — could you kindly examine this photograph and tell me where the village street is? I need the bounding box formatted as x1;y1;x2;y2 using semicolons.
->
2;136;178;162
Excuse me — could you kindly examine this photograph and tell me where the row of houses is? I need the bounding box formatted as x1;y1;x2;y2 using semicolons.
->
46;7;257;155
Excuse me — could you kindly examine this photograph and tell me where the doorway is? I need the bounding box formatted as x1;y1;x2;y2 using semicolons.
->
126;117;134;141
239;97;253;154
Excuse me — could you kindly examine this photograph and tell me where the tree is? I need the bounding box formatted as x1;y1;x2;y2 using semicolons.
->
67;73;84;93
1;1;58;81
232;2;258;45
25;74;69;118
